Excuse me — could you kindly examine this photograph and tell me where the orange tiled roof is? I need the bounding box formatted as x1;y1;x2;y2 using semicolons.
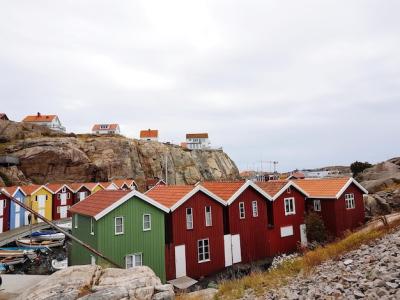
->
146;185;195;208
83;182;102;191
20;184;45;195
112;179;136;189
186;133;208;139
22;114;57;123
288;172;305;179
46;183;72;193
293;178;350;198
69;183;87;192
2;186;19;196
140;129;158;138
201;181;245;201
92;124;119;131
256;180;289;197
70;190;130;217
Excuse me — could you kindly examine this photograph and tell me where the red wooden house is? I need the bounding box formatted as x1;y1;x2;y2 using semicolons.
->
47;183;74;220
0;191;10;233
146;184;226;281
70;183;91;204
201;180;272;265
256;180;309;255
295;178;367;237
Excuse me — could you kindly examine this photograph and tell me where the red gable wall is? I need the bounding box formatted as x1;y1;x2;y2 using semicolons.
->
165;191;225;280
227;186;269;263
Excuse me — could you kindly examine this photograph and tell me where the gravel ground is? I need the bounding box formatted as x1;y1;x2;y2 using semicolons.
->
243;228;400;300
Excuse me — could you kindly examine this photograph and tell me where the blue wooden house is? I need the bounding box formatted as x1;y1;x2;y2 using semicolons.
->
2;186;27;229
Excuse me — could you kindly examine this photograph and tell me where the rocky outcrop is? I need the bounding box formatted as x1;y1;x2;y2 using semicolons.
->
17;265;174;300
358;158;400;193
0;120;240;189
259;227;400;299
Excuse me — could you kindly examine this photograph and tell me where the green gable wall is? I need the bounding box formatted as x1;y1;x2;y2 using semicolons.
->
70;196;166;282
71;214;97;265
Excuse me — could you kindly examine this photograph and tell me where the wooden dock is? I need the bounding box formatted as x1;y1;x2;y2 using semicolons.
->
0;218;71;247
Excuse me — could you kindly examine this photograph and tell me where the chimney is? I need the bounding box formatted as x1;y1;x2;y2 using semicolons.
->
37;112;41;117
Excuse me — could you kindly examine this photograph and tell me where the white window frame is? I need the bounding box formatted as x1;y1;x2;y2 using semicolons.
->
125;253;143;268
284;197;296;216
186;208;193;230
345;193;355;209
205;206;212;227
198;238;210;263
313;199;321;212
143;214;151;231
90;217;95;235
115;216;124;235
252;200;258;217
239;202;245;219
74;214;78;228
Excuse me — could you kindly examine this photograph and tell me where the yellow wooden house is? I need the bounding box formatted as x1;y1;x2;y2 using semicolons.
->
20;185;53;223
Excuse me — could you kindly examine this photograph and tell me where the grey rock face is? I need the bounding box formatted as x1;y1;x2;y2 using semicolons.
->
16;265;174;300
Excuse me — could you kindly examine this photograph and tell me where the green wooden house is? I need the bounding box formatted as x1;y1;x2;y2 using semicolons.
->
69;189;169;282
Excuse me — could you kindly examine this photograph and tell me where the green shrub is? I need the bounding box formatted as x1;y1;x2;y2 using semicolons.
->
305;212;327;243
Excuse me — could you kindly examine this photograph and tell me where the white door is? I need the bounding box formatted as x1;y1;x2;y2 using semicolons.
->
14;200;21;228
224;234;233;267
25;211;30;225
0;200;3;233
79;192;86;201
232;234;242;264
37;195;46;222
300;224;307;247
60;206;68;218
175;245;186;278
60;193;67;205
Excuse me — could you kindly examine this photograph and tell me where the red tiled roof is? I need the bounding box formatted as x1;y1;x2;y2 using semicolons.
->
201;181;245;201
256;180;289;197
186;133;208;139
69;183;87;192
140;129;158;138
2;186;19;196
288;172;305;179
112;179;136;189
46;183;72;193
69;190;130;217
146;185;195;208
294;178;350;198
83;182;102;191
92;124;119;131
22;114;57;123
20;184;45;195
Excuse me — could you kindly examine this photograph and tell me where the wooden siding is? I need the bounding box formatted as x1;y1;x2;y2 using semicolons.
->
306;182;366;237
28;188;53;223
267;188;306;255
165;191;225;280
71;196;166;282
227;186;270;263
73;186;91;204
52;187;74;220
70;214;98;265
0;193;10;232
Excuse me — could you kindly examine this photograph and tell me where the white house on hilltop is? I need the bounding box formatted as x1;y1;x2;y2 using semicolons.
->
92;124;120;135
185;133;210;150
22;113;66;132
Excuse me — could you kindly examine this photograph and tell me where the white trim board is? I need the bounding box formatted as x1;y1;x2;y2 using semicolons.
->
170;185;226;212
271;181;310;201
94;190;169;220
226;180;273;205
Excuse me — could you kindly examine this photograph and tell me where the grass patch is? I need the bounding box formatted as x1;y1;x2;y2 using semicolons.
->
214;223;399;299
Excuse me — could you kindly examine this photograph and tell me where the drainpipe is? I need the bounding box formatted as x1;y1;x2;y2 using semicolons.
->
0;190;121;268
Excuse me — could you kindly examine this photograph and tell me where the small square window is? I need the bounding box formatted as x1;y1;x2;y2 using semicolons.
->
198;239;210;263
125;253;142;268
284;198;296;215
239;202;245;219
143;214;151;231
345;193;355;209
252;201;258;217
115;217;124;235
314;200;321;212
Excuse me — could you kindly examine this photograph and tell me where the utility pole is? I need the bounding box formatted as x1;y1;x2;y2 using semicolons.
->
165;152;168;185
0;190;121;268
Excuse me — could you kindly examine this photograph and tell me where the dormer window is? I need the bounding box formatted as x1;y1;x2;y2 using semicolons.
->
100;124;109;129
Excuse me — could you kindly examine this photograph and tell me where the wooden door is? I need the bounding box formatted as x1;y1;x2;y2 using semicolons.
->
175;245;186;278
37;195;46;222
300;224;307;247
60;206;68;218
232;234;242;264
224;234;233;267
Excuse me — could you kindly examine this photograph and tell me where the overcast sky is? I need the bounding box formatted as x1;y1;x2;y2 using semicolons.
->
1;1;399;172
